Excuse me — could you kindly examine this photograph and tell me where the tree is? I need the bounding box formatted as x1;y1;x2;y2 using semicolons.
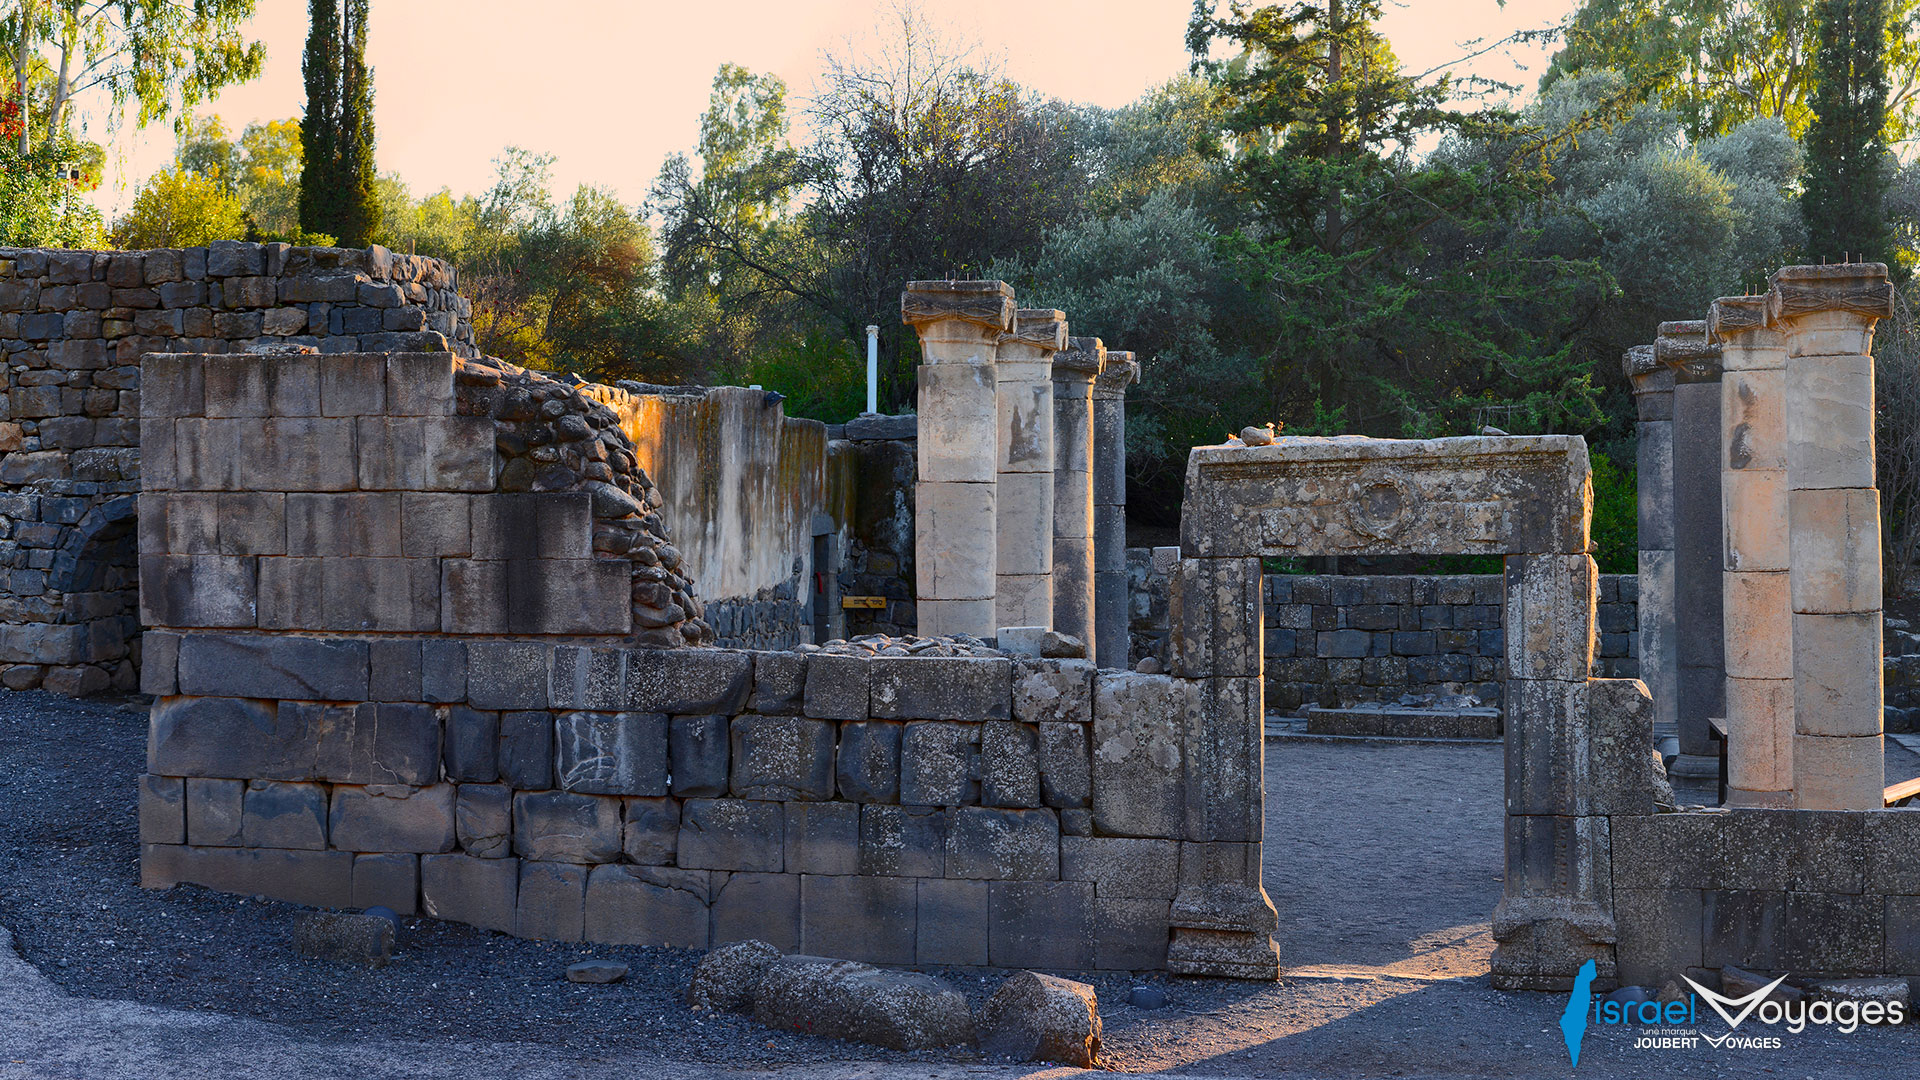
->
1187;0;1609;436
299;0;378;246
0;92;98;246
112;167;245;248
1803;0;1894;264
7;0;263;153
1546;0;1920;142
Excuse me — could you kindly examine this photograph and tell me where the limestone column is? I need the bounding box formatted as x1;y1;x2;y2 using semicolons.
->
1771;263;1891;810
1655;320;1724;779
1622;344;1678;737
1051;337;1104;652
1710;295;1795;807
1092;352;1139;668
902;280;1015;638
995;310;1065;631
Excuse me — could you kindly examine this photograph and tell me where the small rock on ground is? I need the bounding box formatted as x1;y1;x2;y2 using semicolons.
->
567;961;629;984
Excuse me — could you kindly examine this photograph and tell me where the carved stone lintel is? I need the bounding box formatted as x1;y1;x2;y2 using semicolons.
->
1004;308;1068;352
1052;335;1105;377
1621;344;1661;381
1707;295;1768;341
1093;352;1139;395
900;279;1015;332
1767;263;1895;324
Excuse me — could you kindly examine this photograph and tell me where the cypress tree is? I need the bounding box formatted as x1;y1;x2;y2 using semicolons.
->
1803;0;1894;265
298;0;341;240
336;0;380;247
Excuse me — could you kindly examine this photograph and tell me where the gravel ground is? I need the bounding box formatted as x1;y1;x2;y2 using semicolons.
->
2;689;1916;1079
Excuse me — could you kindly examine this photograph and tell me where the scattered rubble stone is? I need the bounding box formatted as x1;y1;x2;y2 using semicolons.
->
290;911;394;967
752;955;976;1052
979;970;1102;1067
686;938;781;1013
565;960;629;984
808;634;1004;658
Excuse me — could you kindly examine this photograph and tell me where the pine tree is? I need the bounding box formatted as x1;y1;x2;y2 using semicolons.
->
335;0;380;247
298;0;378;246
1803;0;1894;265
298;0;340;240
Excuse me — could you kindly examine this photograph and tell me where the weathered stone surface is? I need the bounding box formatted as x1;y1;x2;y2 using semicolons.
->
729;715;836;801
554;711;668;796
511;791;623;864
679;798;784;872
186;777;243;846
978;971;1101;1067
916;877;988;965
1061;836;1179;899
139;774;185;846
836;721;902;803
548;646;626;711
1090;674;1189;839
947;806;1059;880
710;871;800;951
785;800;859;875
175;633;368;701
455;783;511;858
687;938;782;1012
1013;660;1094;725
627;649;752;714
899;721;979;806
565;960;629;984
669;713;729;798
143;845;353;910
241;779;328;850
1165;557;1262;679
750;652;807;715
622;795;680;865
1095;897;1172;971
753;956;976;1051
149;697;438;786
803;653;870;721
443;707;499;783
291;911;395;967
350;852;419;914
497;709;554;790
870;657;1011;720
329;784;456;853
515;860;587;941
800;875;918;965
989;881;1095;970
1179;435;1591;559
466;642;552;709
980;721;1041;808
1503;554;1597;682
859;804;948;877
1037;722;1092;810
585;864;709;948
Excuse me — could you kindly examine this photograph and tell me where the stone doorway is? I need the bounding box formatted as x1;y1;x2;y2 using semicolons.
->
1164;434;1606;984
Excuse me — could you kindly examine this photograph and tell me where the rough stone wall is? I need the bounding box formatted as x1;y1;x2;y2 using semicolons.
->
139;634;1200;970
1127;551;1639;711
0;242;474;694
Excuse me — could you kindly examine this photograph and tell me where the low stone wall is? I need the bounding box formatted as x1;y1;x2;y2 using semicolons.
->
1128;552;1639;710
139;640;1196;970
0;242;474;694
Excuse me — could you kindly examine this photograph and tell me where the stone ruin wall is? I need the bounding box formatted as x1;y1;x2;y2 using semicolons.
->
133;341;1213;971
0;240;475;695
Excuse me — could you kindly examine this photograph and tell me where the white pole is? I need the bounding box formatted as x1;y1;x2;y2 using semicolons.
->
865;324;880;415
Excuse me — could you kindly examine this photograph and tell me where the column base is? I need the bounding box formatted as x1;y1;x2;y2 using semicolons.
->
1166;928;1281;980
1668;752;1720;779
1490;896;1616;992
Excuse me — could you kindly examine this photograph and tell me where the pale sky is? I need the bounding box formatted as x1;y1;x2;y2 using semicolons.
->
82;0;1576;216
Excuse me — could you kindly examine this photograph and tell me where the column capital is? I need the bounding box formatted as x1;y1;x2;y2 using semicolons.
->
1094;351;1139;396
1708;295;1769;341
1053;335;1106;377
1003;308;1068;355
1621;344;1671;394
900;280;1015;334
1655;320;1721;383
1766;263;1894;325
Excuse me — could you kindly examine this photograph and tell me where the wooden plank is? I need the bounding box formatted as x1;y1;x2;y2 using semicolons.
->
1884;775;1920;807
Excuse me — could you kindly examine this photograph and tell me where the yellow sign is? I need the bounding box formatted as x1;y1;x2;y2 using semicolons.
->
841;596;888;610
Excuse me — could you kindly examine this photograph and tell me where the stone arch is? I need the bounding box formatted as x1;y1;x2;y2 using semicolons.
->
49;494;137;593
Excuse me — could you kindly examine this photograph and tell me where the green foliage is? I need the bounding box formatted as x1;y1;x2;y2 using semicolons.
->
1545;0;1920;142
1803;0;1895;266
1589;450;1638;573
299;0;379;246
155;114;305;242
111;166;244;249
0;134;101;247
716;327;868;424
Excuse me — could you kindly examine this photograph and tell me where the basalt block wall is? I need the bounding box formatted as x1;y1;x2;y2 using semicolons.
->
140;640;1206;970
0;241;474;695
